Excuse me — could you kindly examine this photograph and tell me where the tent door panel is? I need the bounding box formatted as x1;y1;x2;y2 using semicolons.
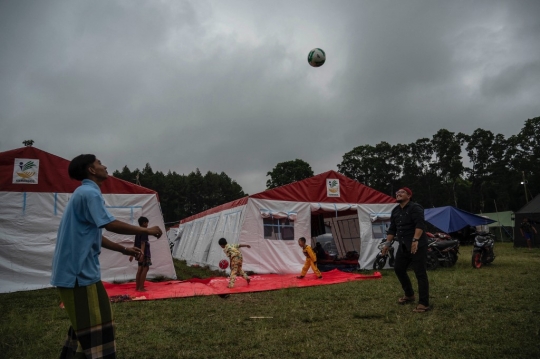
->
328;214;361;257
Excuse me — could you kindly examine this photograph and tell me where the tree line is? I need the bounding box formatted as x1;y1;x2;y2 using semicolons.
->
113;117;539;224
112;166;246;225
337;117;539;213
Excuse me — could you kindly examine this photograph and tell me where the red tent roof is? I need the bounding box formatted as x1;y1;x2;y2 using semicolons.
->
251;170;395;203
0;147;157;195
180;170;395;224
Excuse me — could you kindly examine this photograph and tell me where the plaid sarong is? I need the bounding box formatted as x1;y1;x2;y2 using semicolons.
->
58;281;116;358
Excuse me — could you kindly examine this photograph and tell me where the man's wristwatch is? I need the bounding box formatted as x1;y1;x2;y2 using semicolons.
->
412;238;419;242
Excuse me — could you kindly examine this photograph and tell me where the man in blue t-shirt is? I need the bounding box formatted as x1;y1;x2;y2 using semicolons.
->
50;154;162;359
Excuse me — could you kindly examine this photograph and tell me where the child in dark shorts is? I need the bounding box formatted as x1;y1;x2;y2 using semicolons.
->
130;216;152;291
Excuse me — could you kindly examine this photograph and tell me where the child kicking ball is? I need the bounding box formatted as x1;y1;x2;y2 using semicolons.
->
218;238;251;288
297;237;323;279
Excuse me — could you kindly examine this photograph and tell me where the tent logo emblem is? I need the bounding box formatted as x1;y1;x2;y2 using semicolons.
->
13;158;40;184
327;179;340;197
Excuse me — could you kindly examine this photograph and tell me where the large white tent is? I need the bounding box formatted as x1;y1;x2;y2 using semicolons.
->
0;146;176;293
171;171;398;273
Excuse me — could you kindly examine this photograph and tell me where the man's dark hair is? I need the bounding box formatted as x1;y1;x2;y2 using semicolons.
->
218;238;227;246
299;237;306;243
68;154;96;181
138;216;149;226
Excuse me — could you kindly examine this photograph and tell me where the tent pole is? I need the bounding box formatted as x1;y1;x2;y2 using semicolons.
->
522;171;530;203
494;200;503;242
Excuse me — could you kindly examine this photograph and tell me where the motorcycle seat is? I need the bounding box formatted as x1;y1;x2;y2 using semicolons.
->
430;239;459;249
476;236;491;243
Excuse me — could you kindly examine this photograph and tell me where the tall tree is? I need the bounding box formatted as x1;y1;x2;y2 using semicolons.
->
398;138;438;208
512;117;540;203
161;170;187;223
112;165;133;182
266;159;314;189
203;171;247;210
484;133;515;211
338;142;400;195
185;169;205;215
462;129;497;212
430;129;465;207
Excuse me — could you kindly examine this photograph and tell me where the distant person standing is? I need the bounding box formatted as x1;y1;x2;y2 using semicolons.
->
129;216;152;291
381;187;430;313
50;154;162;359
520;217;537;250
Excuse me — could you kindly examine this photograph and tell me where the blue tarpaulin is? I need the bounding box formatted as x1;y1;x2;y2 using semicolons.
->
424;206;497;233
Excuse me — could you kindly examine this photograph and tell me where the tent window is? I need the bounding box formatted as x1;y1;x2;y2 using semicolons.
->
372;221;390;240
263;218;295;240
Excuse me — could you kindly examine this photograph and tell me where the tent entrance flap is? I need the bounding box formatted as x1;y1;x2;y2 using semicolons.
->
309;207;362;259
308;203;362;259
327;215;361;258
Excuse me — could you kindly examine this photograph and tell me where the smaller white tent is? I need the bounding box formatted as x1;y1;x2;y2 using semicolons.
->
166;223;180;252
171;171;398;272
0;146;176;293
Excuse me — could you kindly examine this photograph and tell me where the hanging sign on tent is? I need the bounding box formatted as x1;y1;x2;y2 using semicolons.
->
326;179;340;197
12;158;39;184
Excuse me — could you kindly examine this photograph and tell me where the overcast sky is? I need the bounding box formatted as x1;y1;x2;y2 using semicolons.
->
1;0;539;194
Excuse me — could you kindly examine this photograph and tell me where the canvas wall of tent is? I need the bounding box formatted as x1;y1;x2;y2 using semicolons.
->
170;171;399;273
472;211;515;242
0;146;176;293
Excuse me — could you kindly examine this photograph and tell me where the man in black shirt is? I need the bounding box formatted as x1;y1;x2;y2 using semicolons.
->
382;187;430;312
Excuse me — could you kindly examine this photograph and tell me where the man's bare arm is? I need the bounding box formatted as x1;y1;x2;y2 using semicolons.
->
102;236;142;258
104;220;162;238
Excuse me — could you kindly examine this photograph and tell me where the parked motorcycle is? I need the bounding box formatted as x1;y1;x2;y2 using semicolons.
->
425;232;460;270
428;232;452;240
373;238;395;270
471;231;495;268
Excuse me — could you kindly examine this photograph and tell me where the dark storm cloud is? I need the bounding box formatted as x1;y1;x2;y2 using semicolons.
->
1;0;539;195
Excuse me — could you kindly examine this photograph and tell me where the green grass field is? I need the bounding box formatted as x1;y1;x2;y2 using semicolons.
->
1;243;539;359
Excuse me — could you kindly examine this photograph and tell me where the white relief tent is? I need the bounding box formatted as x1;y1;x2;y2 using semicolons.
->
171;171;398;273
0;146;176;293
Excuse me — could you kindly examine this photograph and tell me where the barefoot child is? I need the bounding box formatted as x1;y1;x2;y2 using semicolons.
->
218;237;251;288
130;216;152;291
297;237;323;279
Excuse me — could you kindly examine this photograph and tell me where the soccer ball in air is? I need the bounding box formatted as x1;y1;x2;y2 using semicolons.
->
219;260;229;269
308;48;326;67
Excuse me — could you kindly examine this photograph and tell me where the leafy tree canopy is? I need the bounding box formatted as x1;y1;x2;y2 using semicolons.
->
337;117;539;213
266;159;314;189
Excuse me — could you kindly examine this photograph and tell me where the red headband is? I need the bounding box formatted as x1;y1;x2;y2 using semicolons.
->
400;187;412;196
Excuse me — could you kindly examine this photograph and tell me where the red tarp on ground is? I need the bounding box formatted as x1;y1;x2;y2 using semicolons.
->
103;269;382;301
